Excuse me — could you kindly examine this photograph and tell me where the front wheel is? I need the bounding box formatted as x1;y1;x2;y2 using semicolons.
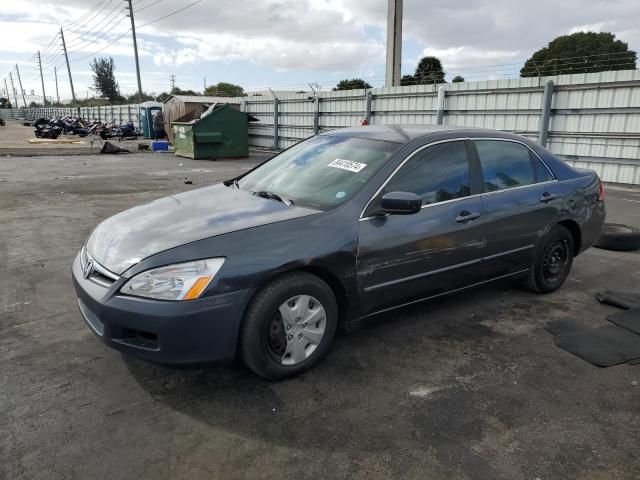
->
239;272;338;380
527;225;574;293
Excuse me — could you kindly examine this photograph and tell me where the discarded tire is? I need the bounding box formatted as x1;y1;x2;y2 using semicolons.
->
594;223;640;251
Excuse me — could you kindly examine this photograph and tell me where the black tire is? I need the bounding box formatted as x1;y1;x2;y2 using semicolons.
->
239;272;338;380
594;223;640;252
527;225;574;293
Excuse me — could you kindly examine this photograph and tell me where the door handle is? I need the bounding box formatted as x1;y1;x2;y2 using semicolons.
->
456;210;481;223
539;192;559;203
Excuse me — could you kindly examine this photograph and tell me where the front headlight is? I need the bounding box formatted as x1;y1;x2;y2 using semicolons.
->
120;258;225;301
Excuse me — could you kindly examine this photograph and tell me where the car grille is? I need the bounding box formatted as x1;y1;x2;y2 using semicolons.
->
80;246;120;287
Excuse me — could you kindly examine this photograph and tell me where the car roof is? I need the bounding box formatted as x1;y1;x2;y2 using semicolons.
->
320;124;521;144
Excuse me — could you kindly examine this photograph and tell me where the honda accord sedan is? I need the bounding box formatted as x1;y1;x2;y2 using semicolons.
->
72;125;606;379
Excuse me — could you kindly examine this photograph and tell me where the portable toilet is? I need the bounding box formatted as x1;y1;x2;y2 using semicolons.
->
172;103;250;159
139;101;163;139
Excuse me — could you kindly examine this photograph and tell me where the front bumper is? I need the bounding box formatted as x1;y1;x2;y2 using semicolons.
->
71;251;249;365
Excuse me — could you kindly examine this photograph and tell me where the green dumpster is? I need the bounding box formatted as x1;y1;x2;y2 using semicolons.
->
172;104;249;159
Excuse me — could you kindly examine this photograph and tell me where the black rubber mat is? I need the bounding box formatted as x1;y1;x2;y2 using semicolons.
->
596;290;640;310
544;320;582;336
553;325;640;367
606;308;640;335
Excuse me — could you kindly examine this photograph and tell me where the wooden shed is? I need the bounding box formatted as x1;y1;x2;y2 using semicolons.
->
163;95;241;143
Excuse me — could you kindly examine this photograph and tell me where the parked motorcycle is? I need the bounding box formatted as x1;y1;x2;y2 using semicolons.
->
34;119;62;139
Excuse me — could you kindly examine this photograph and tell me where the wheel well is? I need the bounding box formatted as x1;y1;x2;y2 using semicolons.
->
557;219;581;255
248;266;352;326
296;266;351;325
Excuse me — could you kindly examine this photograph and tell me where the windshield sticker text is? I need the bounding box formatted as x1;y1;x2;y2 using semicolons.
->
328;159;367;173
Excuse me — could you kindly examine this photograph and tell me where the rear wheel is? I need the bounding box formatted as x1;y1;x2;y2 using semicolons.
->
239;272;338;380
527;225;574;293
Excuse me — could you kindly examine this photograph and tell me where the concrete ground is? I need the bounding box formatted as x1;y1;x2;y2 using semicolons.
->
0;119;146;156
1;152;639;480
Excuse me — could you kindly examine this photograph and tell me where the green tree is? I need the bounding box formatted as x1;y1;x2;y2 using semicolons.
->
0;97;12;108
413;56;446;84
156;91;172;102
400;75;415;86
90;57;123;103
125;91;155;103
333;78;372;90
520;32;637;77
204;82;245;97
170;86;199;96
452;75;465;83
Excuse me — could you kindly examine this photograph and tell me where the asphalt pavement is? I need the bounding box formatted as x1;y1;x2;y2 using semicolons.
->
1;152;639;480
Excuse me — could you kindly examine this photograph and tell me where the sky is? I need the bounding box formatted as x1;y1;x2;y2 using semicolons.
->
1;0;639;103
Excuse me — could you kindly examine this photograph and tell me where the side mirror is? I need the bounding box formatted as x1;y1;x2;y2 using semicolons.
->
380;191;422;215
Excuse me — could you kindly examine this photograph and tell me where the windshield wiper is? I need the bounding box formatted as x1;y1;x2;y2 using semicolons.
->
250;190;294;206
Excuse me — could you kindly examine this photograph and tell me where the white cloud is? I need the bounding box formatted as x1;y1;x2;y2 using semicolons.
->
1;0;639;95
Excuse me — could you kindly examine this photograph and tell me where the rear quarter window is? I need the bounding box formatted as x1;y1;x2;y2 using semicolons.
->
475;140;552;192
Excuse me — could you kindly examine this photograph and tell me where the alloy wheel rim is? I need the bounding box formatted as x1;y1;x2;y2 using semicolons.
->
267;295;327;366
542;239;569;283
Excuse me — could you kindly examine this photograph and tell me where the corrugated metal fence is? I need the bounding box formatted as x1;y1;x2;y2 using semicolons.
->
238;70;640;185
2;70;639;184
0;105;141;125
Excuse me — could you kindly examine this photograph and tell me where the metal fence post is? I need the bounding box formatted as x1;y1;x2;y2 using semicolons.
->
436;86;446;125
273;96;279;150
538;80;554;147
365;90;372;125
313;96;319;134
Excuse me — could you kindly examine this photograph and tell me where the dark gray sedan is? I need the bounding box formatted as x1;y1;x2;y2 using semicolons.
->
72;126;606;379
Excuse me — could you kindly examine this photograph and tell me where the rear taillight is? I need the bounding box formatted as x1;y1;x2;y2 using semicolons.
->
597;179;605;201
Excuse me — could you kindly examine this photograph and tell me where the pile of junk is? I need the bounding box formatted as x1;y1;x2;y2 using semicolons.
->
30;115;141;140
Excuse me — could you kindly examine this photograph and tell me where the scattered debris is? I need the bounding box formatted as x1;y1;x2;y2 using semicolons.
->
184;180;193;184
100;141;130;154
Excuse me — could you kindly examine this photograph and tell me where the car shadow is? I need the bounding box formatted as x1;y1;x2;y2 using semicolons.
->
123;276;535;457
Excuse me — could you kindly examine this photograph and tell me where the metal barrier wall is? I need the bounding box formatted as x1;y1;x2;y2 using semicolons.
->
0;105;141;125
2;70;639;184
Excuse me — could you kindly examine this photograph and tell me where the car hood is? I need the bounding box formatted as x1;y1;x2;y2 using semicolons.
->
86;183;319;274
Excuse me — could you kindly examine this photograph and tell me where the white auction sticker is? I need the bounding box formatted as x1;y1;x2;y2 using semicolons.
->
328;158;367;173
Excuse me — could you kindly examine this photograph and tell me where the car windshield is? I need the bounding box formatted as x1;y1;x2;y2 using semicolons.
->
236;135;400;209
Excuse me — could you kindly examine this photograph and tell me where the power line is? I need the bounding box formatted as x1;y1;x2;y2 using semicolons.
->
65;0;116;34
137;0;203;28
67;16;130;60
63;0;111;28
68;0;203;63
65;3;126;49
135;0;163;14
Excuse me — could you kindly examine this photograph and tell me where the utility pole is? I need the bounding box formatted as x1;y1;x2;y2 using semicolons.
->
170;74;176;91
385;0;403;87
37;51;47;106
60;28;76;103
54;66;60;105
125;0;143;103
203;76;206;92
8;72;18;109
15;64;27;108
